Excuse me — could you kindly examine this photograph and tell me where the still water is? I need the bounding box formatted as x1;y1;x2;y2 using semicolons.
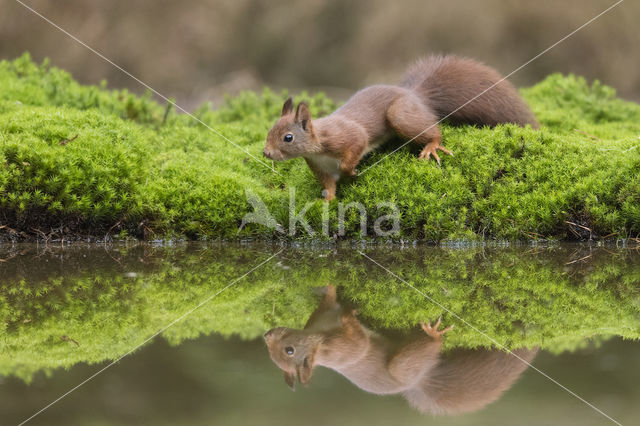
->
0;243;638;425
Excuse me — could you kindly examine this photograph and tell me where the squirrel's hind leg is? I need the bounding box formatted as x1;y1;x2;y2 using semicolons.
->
387;95;452;164
387;335;442;388
387;319;451;387
339;139;366;177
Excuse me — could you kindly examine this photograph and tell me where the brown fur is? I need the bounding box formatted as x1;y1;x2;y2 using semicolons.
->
263;55;538;200
264;285;538;415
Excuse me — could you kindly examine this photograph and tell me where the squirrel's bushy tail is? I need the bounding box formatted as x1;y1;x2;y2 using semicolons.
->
402;55;539;129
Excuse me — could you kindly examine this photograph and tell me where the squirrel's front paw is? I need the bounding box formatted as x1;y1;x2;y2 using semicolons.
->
341;167;358;177
420;317;453;339
321;189;335;201
341;308;359;323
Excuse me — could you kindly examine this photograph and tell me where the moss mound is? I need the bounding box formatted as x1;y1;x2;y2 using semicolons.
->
1;53;640;241
1;245;639;381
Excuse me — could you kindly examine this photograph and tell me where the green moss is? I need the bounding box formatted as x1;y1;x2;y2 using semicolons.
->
1;245;639;381
1;53;640;241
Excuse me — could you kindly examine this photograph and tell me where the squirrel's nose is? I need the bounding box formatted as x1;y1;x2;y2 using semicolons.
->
263;149;272;159
264;329;273;339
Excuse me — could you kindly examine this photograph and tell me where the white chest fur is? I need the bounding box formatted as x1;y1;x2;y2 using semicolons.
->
305;154;342;181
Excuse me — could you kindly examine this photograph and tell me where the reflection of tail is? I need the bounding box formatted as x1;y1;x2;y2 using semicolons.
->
403;347;538;415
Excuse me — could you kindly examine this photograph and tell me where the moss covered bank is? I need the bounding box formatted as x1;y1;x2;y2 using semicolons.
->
1;54;640;242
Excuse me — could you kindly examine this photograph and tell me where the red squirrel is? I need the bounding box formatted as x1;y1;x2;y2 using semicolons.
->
263;55;539;200
264;285;538;415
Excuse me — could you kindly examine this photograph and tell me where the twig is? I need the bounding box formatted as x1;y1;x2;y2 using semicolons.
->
521;230;543;240
564;221;593;239
161;101;174;126
104;219;123;240
60;335;80;347
565;254;592;265
59;134;78;145
0;250;20;263
573;129;600;141
566;225;581;239
564;221;592;232
600;232;618;239
30;227;50;244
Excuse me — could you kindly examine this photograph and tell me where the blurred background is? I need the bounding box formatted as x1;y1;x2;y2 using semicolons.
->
1;0;638;108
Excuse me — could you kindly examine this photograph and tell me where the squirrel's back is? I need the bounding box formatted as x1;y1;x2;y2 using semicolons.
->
402;55;539;129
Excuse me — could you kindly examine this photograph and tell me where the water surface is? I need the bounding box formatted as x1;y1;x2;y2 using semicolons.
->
0;243;638;425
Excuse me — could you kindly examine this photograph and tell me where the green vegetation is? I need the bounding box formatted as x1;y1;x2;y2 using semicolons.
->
1;245;639;381
1;53;640;241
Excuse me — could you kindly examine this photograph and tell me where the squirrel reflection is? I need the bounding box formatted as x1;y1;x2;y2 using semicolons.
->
264;285;537;415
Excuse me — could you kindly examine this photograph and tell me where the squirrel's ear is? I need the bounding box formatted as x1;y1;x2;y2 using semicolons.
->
295;102;312;131
283;371;295;390
281;97;294;116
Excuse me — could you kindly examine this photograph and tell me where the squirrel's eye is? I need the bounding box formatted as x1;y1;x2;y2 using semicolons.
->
285;346;295;355
283;133;294;143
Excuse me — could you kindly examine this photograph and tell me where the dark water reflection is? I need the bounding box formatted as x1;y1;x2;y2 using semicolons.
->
0;243;639;425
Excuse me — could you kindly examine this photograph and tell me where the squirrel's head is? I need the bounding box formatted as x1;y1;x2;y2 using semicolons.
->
263;98;320;161
263;326;322;390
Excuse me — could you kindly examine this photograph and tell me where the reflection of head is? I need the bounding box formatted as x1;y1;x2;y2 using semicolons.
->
264;285;537;415
263;327;322;389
